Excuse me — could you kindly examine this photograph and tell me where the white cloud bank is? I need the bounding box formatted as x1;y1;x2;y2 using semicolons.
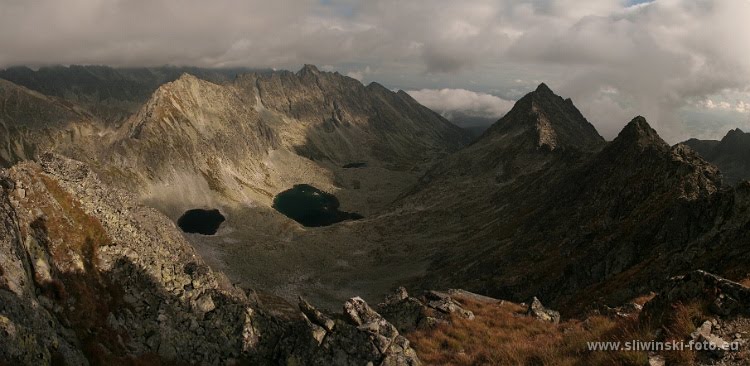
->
406;89;514;120
698;99;750;114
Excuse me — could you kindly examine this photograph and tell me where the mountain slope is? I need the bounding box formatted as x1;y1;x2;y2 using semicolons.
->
0;78;99;167
480;83;604;152
0;154;421;365
386;87;747;315
684;128;750;184
236;65;471;166
411;83;604;189
0;66;474;311
0;65;263;123
6;68;747;327
94;66;471;214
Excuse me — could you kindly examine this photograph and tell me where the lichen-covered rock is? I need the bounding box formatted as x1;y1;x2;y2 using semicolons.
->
264;295;421;366
300;296;336;332
377;288;478;333
527;297;561;324
424;291;475;320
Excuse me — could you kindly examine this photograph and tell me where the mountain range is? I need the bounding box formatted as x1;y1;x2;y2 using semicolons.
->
1;65;750;365
684;128;750;185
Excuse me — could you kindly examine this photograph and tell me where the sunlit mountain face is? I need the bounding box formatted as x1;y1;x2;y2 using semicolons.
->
1;1;750;365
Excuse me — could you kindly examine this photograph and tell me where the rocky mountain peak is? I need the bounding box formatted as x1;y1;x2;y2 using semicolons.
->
721;128;749;145
682;128;750;184
534;82;554;95
727;127;745;135
611;116;668;150
297;64;321;77
365;81;390;93
160;72;204;91
483;83;604;152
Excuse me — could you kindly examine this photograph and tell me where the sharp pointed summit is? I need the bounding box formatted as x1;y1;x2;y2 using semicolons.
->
610;116;667;150
723;127;747;142
535;82;554;95
482;82;605;152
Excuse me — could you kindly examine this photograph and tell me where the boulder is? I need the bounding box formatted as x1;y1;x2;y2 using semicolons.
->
425;291;475;320
378;288;431;333
300;296;336;332
691;320;713;341
377;288;476;333
643;270;750;319
276;295;422;366
526;297;561;323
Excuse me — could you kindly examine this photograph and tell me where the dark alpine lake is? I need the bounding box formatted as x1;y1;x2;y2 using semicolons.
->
177;209;225;235
272;184;363;227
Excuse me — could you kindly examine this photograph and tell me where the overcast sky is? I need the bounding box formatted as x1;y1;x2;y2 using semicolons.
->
1;0;749;142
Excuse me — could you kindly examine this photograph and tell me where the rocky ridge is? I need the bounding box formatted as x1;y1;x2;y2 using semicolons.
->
392;88;749;315
0;153;421;365
0;79;100;167
82;65;472;220
641;270;750;365
0;65;260;123
2;68;750;364
684;128;750;184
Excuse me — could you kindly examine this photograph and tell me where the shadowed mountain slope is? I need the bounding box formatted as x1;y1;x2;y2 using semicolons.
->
388;86;748;315
0;65;263;123
684;128;750;184
0;78;100;167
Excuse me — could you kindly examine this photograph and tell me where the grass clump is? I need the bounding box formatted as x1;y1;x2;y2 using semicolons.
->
407;296;651;366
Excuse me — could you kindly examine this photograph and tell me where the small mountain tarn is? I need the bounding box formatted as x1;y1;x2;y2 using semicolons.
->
273;184;363;227
342;162;367;168
177;209;225;235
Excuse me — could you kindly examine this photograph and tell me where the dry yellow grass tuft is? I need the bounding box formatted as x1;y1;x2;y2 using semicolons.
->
660;302;710;365
407;295;651;366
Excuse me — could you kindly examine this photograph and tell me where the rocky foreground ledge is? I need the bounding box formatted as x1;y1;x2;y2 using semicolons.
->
0;153;420;365
2;153;749;365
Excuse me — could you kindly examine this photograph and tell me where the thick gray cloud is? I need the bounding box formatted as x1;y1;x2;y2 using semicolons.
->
0;0;749;141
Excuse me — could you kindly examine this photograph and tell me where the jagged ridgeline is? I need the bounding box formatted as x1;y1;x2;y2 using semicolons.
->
2;65;750;365
684;128;750;185
0;65;265;123
0;64;473;364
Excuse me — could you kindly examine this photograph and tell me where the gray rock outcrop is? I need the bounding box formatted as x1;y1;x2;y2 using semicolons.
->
526;297;561;324
376;287;476;333
0;154;420;365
